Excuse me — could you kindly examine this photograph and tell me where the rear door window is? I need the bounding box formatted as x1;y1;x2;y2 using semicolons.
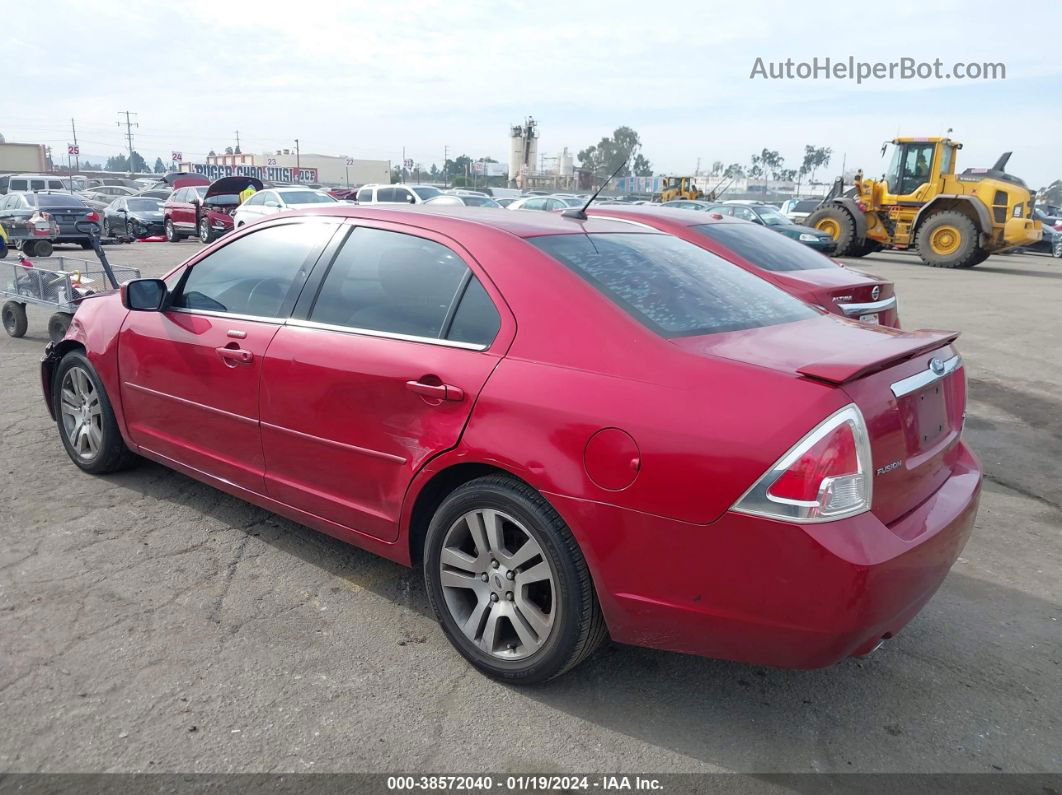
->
356;188;372;202
308;227;470;340
173;222;333;318
530;233;815;337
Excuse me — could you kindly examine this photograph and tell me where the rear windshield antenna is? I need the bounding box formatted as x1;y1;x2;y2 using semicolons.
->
563;153;630;220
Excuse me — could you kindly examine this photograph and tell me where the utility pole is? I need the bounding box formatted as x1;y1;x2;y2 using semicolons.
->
443;145;448;187
402;146;406;182
234;129;241;154
294;138;301;176
70;118;80;173
117;110;138;174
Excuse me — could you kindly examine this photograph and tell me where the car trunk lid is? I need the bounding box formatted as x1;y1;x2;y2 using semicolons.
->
672;316;967;526
771;266;898;325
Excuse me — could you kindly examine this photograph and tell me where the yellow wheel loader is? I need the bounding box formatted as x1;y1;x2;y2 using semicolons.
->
806;137;1042;268
659;176;703;203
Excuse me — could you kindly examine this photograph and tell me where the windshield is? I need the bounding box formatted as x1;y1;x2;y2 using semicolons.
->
756;207;790;226
463;196;501;207
127;198;163;211
530;233;816;337
412;186;442;200
28;194;86;208
692;223;835;272
282;191;336;205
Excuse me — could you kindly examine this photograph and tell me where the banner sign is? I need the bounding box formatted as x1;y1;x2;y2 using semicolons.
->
180;163;319;184
613;176;665;194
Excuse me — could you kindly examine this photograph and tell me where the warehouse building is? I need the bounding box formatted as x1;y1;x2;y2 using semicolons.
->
206;150;389;187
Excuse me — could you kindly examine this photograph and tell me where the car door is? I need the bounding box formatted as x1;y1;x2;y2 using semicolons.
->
259;221;512;541
111;199;127;234
117;220;338;493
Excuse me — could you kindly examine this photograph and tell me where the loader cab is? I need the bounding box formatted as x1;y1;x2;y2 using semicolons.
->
883;139;959;199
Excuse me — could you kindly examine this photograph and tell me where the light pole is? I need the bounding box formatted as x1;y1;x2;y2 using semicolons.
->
294;138;301;181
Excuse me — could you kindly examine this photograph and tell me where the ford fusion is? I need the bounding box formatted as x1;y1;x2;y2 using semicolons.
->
42;205;981;683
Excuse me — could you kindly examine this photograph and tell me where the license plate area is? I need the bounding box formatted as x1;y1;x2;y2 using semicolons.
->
912;382;948;450
859;313;880;324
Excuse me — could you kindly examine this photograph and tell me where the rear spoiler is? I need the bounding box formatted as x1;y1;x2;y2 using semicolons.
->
797;328;960;385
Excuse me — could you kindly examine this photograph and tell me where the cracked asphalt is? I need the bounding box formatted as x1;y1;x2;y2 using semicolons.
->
0;241;1059;774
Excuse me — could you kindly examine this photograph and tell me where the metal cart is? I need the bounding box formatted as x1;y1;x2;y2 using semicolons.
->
1;221;138;343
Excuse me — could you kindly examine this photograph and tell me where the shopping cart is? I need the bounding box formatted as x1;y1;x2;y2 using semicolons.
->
1;221;139;343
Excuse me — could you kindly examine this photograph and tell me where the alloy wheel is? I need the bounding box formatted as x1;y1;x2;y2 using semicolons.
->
438;508;556;660
59;366;103;460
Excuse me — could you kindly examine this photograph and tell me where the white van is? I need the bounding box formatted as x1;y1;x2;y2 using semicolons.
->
2;174;68;194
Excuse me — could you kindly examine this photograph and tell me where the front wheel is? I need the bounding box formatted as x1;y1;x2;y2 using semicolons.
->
165;219;180;242
423;476;607;683
805;205;859;257
199;219;216;244
53;352;138;474
2;301;28;337
916;211;981;268
1053;239;1062;258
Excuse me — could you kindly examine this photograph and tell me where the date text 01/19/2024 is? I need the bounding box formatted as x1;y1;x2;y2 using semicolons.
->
386;775;664;791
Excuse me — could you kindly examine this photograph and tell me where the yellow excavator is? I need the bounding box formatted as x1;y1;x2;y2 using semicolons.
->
659;176;703;203
806;137;1042;267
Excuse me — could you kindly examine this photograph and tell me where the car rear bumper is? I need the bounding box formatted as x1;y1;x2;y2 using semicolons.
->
549;441;981;668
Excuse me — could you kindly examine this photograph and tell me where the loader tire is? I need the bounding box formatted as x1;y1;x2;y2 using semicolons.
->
806;206;858;257
916;211;981;268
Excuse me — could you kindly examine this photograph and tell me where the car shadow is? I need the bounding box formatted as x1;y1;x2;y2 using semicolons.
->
106;462;1060;772
968;266;1062;279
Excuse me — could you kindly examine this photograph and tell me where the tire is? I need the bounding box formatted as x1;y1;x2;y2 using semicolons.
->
48;312;73;344
199;219;216;244
21;240;38;258
1053;239;1062;258
165;219;180;242
969;249;990;266
423;475;607;684
34;240;53;257
53;351;138;475
805;205;859;257
915;211;981;268
2;301;28;338
847;239;883;258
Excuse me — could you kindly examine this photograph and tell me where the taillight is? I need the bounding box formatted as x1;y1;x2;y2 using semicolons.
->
85;211;100;222
732;404;873;523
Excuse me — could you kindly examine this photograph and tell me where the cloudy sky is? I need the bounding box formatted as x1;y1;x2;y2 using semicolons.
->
8;0;1062;186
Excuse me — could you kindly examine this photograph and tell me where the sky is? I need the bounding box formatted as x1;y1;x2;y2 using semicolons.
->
8;0;1062;187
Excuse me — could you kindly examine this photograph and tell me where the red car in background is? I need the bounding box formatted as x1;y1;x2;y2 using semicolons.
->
42;205;979;683
164;176;264;244
587;206;900;327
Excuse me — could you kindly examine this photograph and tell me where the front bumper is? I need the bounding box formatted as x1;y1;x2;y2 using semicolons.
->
550;441;981;668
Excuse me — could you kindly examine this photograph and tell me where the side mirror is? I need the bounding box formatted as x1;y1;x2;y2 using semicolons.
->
122;278;167;311
407;195;416;204
119;208;128;214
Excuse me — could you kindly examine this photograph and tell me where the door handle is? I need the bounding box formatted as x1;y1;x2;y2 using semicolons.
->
216;346;254;365
406;380;464;402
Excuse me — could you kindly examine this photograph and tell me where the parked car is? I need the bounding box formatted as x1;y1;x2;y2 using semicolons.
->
328;187;359;200
0;191;98;250
43;205;979;683
134;188;173;200
232;187;337;228
103;197;166;240
1027;207;1062;255
779;198;823;224
493;197;520;208
585;205;900;327
164;176;264;243
661;199;715;212
79;185;137;204
709;202;836;252
507;196;570;211
423;194;502;208
354;184;443;204
1;174;68;195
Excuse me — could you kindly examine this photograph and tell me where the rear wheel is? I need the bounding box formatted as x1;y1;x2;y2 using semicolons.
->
916;211;981;268
53;352;138;474
48;312;73;344
806;205;859;256
424;476;607;683
1053;239;1062;258
2;301;28;338
21;240;38;257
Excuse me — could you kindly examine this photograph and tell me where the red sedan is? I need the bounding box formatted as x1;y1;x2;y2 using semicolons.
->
41;206;980;683
586;205;901;327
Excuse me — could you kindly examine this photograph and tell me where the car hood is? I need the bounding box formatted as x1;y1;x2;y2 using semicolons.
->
205;176;264;199
130;210;164;220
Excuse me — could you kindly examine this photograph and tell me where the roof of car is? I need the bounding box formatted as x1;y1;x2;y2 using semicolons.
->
279;204;658;238
584;205;740;228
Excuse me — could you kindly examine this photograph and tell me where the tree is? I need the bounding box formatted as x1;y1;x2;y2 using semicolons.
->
800;145;832;189
390;165;401;184
105;154;128;171
225;146;234;155
577;126;649;182
81;160;102;171
711;161;724;176
1041;179;1062;206
153;157;166;174
723;163;745;178
778;168;798;183
429;163;439;179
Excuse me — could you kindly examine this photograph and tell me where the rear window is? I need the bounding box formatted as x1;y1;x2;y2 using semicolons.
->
530;233;815;337
692;223;835;272
795;199;821;212
282;191;335;205
412;186;442;200
31;194;87;208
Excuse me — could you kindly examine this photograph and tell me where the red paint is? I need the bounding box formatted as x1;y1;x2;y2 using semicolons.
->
43;206;981;668
584;206;902;328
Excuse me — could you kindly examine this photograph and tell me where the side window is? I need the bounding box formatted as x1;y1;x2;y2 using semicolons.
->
447;276;501;346
308;227;468;340
524;198;545;210
48;180;64;190
10;180;27;192
244;191;266;205
30;180;46;191
173;223;332;317
398;189;415;204
171;188;186;202
376;187;398;203
731;207;756;221
713;206;733;216
356;188;372;202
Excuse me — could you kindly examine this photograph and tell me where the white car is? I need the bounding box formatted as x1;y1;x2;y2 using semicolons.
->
233;187;338;228
507;196;572;212
353;184;443;205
